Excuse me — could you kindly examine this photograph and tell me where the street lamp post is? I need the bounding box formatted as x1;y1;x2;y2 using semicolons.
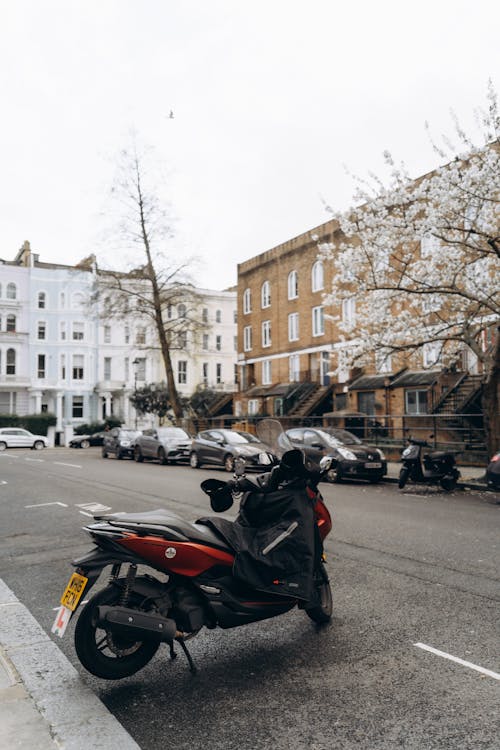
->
132;358;140;429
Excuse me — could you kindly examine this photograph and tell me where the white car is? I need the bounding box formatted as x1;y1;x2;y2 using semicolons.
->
0;428;48;451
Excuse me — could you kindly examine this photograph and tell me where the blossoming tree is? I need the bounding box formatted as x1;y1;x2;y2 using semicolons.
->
322;86;499;455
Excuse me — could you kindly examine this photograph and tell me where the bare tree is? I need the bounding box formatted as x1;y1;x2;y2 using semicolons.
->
322;84;499;454
96;142;204;421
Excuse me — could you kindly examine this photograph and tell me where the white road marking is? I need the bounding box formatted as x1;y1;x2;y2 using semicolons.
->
79;511;94;517
25;501;68;508
414;642;500;681
53;461;82;468
76;502;111;513
0;481;7;485
25;458;44;463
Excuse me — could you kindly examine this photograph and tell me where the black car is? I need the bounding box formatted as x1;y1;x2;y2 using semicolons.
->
189;429;274;472
485;451;500;489
101;428;141;460
69;431;107;449
285;427;387;483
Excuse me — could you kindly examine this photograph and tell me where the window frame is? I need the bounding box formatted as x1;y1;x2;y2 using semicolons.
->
312;306;324;337
311;261;324;292
261;280;271;309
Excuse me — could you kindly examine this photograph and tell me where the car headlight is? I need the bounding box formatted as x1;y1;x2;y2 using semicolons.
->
120;441;130;447
337;447;357;461
376;448;386;460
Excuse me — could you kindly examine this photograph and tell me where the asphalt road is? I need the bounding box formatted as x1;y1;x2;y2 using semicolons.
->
0;447;498;750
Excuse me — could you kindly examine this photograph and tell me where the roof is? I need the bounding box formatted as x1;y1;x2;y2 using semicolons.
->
390;370;441;388
348;374;392;390
245;383;291;398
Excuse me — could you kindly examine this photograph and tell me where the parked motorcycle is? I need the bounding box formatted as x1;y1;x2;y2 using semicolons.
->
51;420;334;680
398;436;460;492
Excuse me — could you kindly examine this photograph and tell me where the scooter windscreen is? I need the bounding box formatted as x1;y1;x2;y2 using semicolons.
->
255;418;294;460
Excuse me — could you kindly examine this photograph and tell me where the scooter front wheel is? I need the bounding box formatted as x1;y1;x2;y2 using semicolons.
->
440;475;458;492
398;467;410;489
305;566;332;624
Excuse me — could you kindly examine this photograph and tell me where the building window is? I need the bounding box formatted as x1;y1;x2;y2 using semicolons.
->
202;307;208;323
124;326;130;344
72;396;84;419
342;297;356;327
136;327;146;345
60;322;66;340
215;309;222;323
233;310;237;323
312;306;324;336
202;362;209;385
178;360;187;384
234;335;237;351
72;292;85;309
37;354;46;379
6;348;16;375
262;360;272;385
216;363;222;384
243;326;252;352
178;303;187;318
261;281;271;309
202;334;209;350
248;399;259;415
423;342;442;367
262;320;271;347
135;358;146;381
243;288;251;314
60;292;65;308
72;322;84;340
60;354;66;380
289;354;300;382
72;354;84;380
38;292;46;309
178;330;188;348
288;312;299;342
216;335;222;351
288;270;298;300
104;357;112;380
311;261;324;292
124;357;129;381
104;325;111;343
357;391;375;415
6;283;16;300
405;389;428;415
6;315;16;332
37;322;46;340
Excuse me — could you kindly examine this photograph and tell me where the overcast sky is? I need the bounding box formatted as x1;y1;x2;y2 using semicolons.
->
1;1;498;290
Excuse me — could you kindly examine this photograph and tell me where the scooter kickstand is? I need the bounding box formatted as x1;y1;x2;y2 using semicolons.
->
177;638;197;674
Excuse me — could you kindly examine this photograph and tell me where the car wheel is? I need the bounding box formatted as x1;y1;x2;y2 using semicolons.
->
80;439;90;449
32;440;45;450
134;446;144;463
157;447;167;465
0;442;7;451
189;452;201;469
224;454;235;473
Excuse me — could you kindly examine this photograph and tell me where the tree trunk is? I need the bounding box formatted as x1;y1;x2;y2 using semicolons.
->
481;325;500;458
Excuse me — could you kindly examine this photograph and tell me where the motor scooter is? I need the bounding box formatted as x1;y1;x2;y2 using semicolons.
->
398;436;460;491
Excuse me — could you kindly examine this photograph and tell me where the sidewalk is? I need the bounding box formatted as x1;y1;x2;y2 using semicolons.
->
0;578;141;750
384;461;489;488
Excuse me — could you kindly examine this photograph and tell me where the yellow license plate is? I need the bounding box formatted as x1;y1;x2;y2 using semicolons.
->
60;572;88;612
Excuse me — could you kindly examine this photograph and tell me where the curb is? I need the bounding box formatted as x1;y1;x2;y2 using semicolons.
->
383;475;491;492
0;578;141;750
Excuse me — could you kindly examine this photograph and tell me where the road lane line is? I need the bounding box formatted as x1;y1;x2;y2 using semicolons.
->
53;461;82;468
414;642;500;680
25;501;68;508
25;458;44;462
79;511;94;517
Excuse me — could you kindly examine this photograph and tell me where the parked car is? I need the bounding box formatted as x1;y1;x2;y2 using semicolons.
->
189;429;275;472
102;428;141;460
133;427;192;464
69;431;107;449
0;427;48;451
285;426;387;483
485;451;500;489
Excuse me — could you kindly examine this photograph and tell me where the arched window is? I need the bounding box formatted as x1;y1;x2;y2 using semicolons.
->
6;283;16;300
38;292;46;309
6;348;16;375
261;280;271;309
72;292;84;308
287;270;298;299
178;303;187;318
243;288;251;314
311;261;324;292
6;314;16;332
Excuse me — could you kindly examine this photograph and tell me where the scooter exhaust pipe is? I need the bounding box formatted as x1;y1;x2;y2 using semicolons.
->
96;605;178;642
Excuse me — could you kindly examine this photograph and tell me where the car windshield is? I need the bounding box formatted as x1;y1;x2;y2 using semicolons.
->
120;430;140;439
157;428;190;439
321;428;362;446
221;431;260;444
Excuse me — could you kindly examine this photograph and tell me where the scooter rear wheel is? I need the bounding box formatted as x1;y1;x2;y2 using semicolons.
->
440;475;458;492
398;467;410;489
74;585;161;680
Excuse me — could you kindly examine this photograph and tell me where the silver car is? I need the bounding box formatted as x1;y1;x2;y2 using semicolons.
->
0;428;48;451
133;427;192;465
